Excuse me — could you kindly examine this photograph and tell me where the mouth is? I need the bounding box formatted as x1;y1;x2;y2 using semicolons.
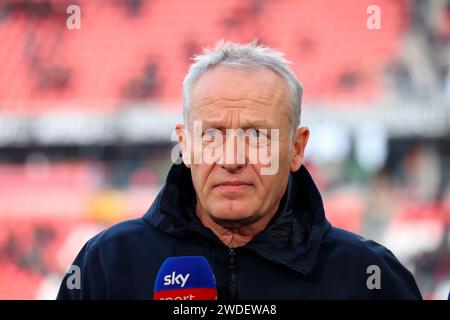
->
214;181;253;192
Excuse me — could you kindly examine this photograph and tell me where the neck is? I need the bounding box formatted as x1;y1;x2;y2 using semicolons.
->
196;203;279;248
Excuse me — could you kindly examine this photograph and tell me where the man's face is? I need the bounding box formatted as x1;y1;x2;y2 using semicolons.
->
178;66;309;226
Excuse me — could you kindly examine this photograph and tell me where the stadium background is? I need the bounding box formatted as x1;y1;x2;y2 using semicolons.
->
0;0;449;299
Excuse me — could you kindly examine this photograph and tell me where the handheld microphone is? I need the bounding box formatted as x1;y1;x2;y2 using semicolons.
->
153;256;217;300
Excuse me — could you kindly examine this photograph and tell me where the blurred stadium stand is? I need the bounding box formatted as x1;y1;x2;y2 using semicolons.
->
0;0;449;299
0;0;407;110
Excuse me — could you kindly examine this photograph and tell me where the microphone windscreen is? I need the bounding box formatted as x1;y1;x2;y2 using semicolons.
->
153;256;217;300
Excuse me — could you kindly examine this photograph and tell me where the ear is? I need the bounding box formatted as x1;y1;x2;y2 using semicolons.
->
175;123;191;168
290;126;309;172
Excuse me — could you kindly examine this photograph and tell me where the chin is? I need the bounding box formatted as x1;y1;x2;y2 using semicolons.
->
209;201;258;224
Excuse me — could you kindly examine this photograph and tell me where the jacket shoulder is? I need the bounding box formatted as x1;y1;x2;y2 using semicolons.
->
57;217;158;299
322;226;407;269
324;227;388;256
84;217;154;255
320;227;422;299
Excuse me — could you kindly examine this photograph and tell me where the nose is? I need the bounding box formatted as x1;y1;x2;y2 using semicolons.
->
218;133;247;173
221;161;245;174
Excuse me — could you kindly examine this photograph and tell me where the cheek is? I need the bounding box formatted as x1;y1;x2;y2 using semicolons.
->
249;165;271;195
191;165;215;196
250;144;291;178
258;175;279;194
252;163;290;198
276;143;295;173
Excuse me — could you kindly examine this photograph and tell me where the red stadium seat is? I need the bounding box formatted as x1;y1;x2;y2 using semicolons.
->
0;0;408;113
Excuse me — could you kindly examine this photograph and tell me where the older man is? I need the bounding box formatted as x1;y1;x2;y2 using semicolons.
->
57;41;422;299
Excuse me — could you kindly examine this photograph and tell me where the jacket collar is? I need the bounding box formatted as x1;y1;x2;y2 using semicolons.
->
144;163;331;274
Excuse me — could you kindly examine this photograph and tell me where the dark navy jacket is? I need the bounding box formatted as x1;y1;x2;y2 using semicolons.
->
57;163;422;299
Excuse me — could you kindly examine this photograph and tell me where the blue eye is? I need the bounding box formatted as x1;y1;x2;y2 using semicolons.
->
248;129;267;138
203;128;219;142
251;130;259;137
246;129;270;147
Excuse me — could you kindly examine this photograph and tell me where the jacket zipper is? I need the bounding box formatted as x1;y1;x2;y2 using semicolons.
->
159;207;241;299
228;248;237;300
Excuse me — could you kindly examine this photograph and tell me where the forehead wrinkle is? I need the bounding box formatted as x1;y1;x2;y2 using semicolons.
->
194;96;272;110
191;100;286;128
197;111;275;131
192;81;286;109
192;96;283;123
203;105;247;117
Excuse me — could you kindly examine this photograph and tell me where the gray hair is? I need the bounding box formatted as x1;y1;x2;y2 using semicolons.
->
182;40;303;132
